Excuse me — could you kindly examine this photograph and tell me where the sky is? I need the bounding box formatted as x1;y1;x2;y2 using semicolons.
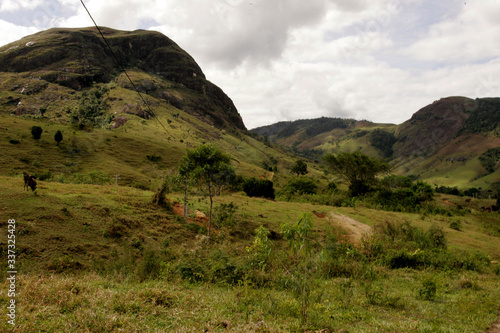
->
1;0;500;129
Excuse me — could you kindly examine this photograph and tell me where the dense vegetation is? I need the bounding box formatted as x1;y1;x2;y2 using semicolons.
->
460;98;500;134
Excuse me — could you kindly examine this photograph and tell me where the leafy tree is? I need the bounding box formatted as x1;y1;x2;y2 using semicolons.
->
54;130;63;145
291;160;308;176
323;151;391;196
179;144;234;237
31;126;43;140
72;84;110;129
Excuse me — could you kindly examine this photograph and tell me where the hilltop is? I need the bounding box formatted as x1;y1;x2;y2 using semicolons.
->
0;27;245;130
252;96;500;189
0;27;306;189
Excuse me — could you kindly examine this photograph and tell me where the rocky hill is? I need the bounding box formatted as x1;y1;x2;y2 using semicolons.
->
251;97;500;188
0;27;305;189
0;27;245;130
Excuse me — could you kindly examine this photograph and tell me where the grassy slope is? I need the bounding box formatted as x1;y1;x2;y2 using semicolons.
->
0;176;499;332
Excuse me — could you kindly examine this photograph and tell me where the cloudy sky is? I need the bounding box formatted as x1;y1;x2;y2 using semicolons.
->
1;0;500;129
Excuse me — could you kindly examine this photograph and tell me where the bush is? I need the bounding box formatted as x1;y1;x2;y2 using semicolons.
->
449;220;462;231
212;202;238;228
418;278;437;301
279;177;318;198
31;126;43;140
54;130;63;145
137;249;161;281
243;177;275;199
146;154;162;162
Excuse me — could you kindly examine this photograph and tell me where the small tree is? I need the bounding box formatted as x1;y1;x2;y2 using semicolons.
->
282;213;314;325
291;160;308;176
31;126;43;140
179;144;234;237
324;151;391;196
54;130;63;145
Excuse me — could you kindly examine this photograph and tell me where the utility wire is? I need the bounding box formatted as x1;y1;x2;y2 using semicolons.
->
79;0;172;137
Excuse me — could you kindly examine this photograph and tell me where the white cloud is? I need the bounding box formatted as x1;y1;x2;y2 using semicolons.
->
0;0;47;12
1;0;500;129
404;0;500;64
0;20;38;47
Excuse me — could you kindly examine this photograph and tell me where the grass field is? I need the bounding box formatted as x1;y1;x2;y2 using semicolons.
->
1;175;499;332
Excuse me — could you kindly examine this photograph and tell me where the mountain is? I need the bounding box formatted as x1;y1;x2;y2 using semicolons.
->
0;27;245;130
0;27;302;188
251;97;500;188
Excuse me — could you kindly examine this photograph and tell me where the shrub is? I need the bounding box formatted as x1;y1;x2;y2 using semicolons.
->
146;154;162;162
54;130;63;145
243;177;275;199
176;261;206;283
9;139;20;144
418;278;437;301
103;219;125;238
31;126;43;140
450;220;462;231
279;177;318;197
212;202;238;228
137;249;161;281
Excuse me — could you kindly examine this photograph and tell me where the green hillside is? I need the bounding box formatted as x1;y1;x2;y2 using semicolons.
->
1;28;500;332
252;97;500;189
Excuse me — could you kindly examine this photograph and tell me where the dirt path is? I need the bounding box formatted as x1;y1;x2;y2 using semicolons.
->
488;315;500;333
328;212;372;244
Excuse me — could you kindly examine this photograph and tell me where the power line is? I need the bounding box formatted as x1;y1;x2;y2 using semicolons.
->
79;0;172;137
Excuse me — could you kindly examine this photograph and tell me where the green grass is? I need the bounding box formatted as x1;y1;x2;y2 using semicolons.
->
0;269;498;332
1;174;499;331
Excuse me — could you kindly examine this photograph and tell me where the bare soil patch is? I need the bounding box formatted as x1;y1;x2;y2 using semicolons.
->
328;212;372;244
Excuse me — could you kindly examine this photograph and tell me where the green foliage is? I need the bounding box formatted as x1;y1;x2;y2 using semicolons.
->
72;85;111;129
281;213;314;325
278;177;318;199
54;130;63;145
291;159;308;176
460;98;500;134
372;179;434;212
31;125;43;140
275;117;353;139
137;249;161;282
179;144;235;236
324;151;391;196
212;202;238;228
243;177;275;199
450;220;462;231
246;226;273;270
418;278;437;301
146;154;162;162
262;156;278;172
69;171;111;185
479;147;500;173
152;177;175;210
369;129;397;158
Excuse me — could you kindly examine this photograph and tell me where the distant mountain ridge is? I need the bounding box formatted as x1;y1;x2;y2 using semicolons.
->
251;96;500;188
